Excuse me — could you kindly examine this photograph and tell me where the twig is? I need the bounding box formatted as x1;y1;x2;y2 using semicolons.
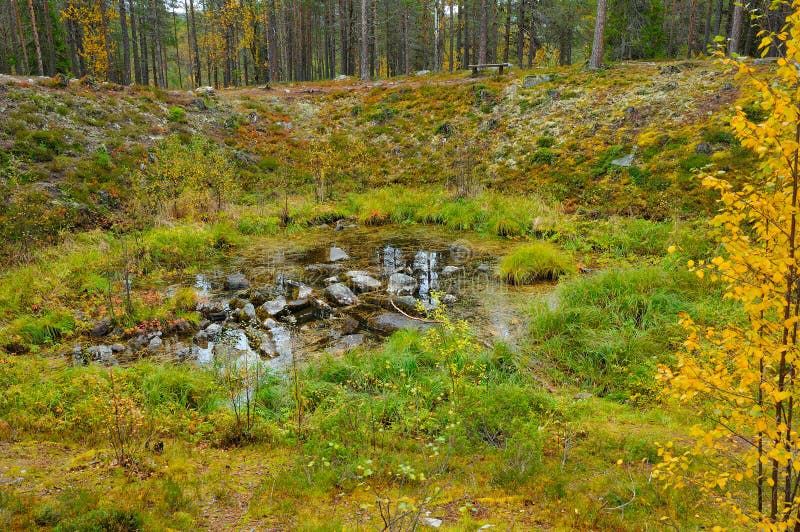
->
389;299;442;324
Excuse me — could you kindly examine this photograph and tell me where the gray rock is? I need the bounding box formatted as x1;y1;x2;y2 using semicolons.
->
392;296;437;314
441;265;462;277
420;517;443;528
90;318;112;338
204;323;223;338
323;276;339;286
195;85;215;96
326;283;359;306
148;336;163;351
610;153;635;167
257;335;277;357
242;303;257;322
387;273;417;296
350;274;382;293
329;334;365;353
88;345;118;366
344;270;373;278
523;74;552;88
477;264;492;273
110;343;126;353
574;392;594;400
416;69;431;76
329;246;349;262
695;142;714;155
334;74;350;81
259;296;287;317
193;98;207;111
368;312;435;333
224;273;250;290
442;294;458;305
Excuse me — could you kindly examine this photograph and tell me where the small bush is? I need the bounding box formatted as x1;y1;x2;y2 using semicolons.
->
532;148;557;165
536;136;556;148
498;242;574;284
168;106;187;123
54;508;143;532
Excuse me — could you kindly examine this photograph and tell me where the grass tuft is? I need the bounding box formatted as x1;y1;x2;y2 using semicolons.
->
498;242;574;284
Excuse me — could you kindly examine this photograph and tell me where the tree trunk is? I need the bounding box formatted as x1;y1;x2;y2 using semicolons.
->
517;0;525;66
589;0;606;69
478;0;488;64
12;0;30;75
503;0;511;63
99;0;114;80
172;9;182;88
119;0;131;84
703;0;713;50
26;0;43;76
42;0;56;75
129;0;142;84
687;0;698;57
403;3;409;75
728;2;743;55
189;0;201;85
360;0;368;79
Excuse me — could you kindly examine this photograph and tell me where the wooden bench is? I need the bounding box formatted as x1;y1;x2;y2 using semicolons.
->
468;63;511;76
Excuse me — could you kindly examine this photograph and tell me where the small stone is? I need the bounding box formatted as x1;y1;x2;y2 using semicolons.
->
442;294;457;305
326;283;359;306
574;392;593;400
523;74;552;88
148;336;163;351
242;303;256;321
349;274;382;293
259;297;287;317
420;517;443;528
695;142;714;155
204;323;223;338
441;265;462;277
387;273;417;296
90;318;112;338
225;273;250;290
329;246;349;262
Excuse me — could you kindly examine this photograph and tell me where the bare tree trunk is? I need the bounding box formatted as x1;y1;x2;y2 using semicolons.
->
403;3;409;75
12;0;30;75
189;0;201;85
478;0;488;63
687;0;697;57
448;0;455;71
129;0;141;84
516;0;525;66
503;0;511;63
42;0;56;75
589;0;606;69
728;2;743;55
360;0;368;79
703;0;713;51
99;0;114;80
172;8;182;87
119;0;131;83
26;0;43;75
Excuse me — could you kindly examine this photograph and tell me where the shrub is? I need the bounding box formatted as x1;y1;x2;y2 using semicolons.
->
54;508;143;532
497;242;574;284
536;136;556;148
168;106;187;123
532;148;557;165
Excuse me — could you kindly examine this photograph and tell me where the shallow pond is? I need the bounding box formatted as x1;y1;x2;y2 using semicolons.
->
179;224;555;371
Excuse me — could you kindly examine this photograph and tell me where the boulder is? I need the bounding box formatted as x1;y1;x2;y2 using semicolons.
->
610;153;635;167
224;273;250;290
441;265;462;277
325;283;359;306
695;142;714;155
204;323;223;338
523;74;551;88
387;273;417;296
349;274;382;293
148;336;163;351
416;70;431;76
242;303;257;322
329;334;365;354
442;294;458;305
368;312;435;333
90;318;113;338
329;246;350;262
195;85;215;96
257;335;277;357
259;296;287;317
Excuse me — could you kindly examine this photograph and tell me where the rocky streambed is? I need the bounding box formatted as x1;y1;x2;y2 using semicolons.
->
73;225;551;371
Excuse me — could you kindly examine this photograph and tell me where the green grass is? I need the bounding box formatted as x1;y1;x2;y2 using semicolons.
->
527;260;737;401
497;242;574;284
